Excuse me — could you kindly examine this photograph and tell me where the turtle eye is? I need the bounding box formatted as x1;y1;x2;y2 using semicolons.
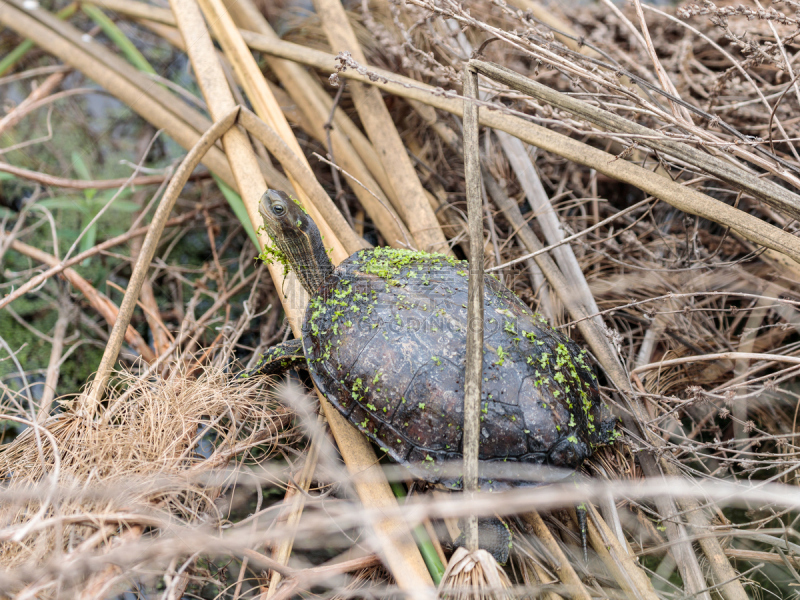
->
272;203;286;216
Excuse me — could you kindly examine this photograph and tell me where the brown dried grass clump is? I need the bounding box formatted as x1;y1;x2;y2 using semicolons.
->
0;364;291;596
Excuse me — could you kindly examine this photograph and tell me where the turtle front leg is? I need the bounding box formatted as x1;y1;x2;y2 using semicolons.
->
241;339;306;377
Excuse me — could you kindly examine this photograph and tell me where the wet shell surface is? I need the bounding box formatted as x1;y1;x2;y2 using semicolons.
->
302;247;617;488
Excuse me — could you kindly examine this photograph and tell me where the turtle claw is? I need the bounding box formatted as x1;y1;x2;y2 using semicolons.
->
577;503;588;562
241;338;305;378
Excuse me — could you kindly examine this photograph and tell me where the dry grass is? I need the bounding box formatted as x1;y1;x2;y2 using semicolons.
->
0;364;293;596
1;0;800;597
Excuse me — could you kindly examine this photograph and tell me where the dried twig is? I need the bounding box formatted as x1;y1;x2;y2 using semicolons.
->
462;63;483;552
0;162;210;190
83;107;240;413
8;237;155;364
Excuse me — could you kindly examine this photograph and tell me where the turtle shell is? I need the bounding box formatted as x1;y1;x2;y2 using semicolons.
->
302;247;616;488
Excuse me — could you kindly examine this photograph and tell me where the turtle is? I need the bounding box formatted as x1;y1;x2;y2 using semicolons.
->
250;189;618;562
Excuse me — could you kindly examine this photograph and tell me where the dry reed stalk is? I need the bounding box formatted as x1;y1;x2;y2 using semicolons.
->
260;413;325;598
0;1;239;188
322;409;435;591
724;548;800;568
130;233;171;357
312;0;449;253
530;562;563;600
494;131;604;316
223;0;396;217
677;495;750;600
436;64;507;598
504;0;591;54
257;551;383;600
85;0;412;246
205;31;800;267
631;0;694;125
574;506;661;600
520;511;592;600
196;0;351;265
36;297;71;423
471;59;800;222
92;0;172;21
307;78;459;253
756;247;800;284
462;63;483;552
168;0;432;591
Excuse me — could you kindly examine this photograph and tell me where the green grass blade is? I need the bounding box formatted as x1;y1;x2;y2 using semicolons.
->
0;3;77;77
0;40;36;79
81;5;156;75
79;220;97;262
71;151;93;182
214;176;259;248
390;481;446;584
39;197;89;212
69;151;99;266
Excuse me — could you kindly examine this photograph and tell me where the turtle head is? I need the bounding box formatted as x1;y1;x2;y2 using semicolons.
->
259;189;333;294
259;189;314;239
